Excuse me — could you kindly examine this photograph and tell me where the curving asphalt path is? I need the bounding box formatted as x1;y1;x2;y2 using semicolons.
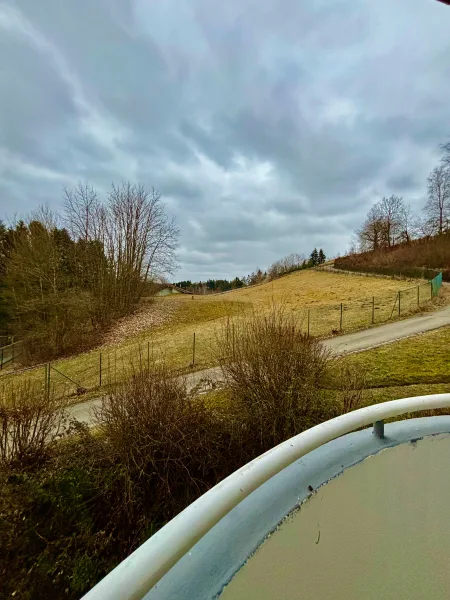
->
67;305;450;426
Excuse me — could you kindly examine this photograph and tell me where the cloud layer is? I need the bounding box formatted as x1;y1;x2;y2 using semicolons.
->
1;0;449;279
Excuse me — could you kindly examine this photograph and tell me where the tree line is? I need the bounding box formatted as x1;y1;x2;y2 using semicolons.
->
0;183;178;361
175;248;326;294
175;277;246;294
353;142;450;253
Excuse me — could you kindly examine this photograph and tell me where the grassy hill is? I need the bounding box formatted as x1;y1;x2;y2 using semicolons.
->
213;268;408;306
0;268;435;403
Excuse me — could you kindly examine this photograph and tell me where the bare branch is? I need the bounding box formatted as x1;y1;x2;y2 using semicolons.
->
423;165;450;235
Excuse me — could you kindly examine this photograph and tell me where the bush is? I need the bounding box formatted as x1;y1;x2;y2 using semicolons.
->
94;365;233;522
335;361;366;414
216;306;343;456
0;381;67;468
0;427;122;600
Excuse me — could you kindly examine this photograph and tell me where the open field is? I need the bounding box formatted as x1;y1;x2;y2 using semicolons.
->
343;326;450;415
0;269;442;402
345;326;450;388
219;269;418;305
219;269;439;334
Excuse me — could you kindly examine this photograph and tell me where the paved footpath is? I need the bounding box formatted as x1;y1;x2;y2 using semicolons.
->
67;305;450;426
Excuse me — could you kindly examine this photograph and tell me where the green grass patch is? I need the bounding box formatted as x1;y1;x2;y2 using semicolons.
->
201;387;232;409
344;326;450;388
363;383;450;405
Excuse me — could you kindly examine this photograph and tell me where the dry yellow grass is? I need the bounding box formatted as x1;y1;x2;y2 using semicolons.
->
213;269;433;335
0;269;439;402
220;269;408;306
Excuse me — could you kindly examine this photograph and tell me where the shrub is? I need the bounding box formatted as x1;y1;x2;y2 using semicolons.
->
216;305;342;456
0;427;122;600
94;365;233;522
0;381;67;468
335;361;367;414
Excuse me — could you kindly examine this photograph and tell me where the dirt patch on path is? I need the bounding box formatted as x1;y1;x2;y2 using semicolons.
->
102;299;183;346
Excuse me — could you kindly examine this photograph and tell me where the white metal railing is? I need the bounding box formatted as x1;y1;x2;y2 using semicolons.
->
82;394;450;600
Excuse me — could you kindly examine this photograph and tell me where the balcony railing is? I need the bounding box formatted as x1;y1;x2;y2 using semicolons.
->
82;393;450;600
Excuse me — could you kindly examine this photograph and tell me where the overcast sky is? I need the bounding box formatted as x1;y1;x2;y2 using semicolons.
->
0;0;449;280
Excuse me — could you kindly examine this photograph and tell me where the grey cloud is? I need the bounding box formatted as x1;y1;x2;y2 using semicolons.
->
0;32;79;165
386;174;420;193
1;0;450;277
198;214;286;243
265;197;310;216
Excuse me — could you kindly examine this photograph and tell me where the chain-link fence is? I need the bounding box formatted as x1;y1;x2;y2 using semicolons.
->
0;340;23;370
303;275;441;337
0;274;443;402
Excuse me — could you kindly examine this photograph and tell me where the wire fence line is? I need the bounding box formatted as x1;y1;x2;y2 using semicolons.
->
0;340;23;370
315;264;439;281
302;275;441;336
0;274;443;402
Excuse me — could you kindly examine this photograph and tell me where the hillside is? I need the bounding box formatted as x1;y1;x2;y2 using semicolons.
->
215;268;409;306
335;233;450;280
1;268;438;403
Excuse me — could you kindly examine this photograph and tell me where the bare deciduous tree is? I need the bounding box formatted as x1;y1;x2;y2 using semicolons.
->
378;195;405;247
399;202;418;243
357;204;385;251
441;141;450;168
63;181;179;316
267;253;304;280
357;196;410;251
106;183;179;311
423;165;450;235
63;182;101;242
347;233;359;255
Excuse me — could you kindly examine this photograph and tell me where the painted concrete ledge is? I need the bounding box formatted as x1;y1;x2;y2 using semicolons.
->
145;416;450;600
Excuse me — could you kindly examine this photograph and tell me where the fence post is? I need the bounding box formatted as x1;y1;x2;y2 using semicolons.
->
192;333;196;366
372;296;375;324
307;309;310;337
47;363;51;398
44;363;48;394
398;291;401;317
340;303;343;330
0;346;3;370
11;342;15;364
99;352;102;387
417;285;420;308
147;341;150;372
